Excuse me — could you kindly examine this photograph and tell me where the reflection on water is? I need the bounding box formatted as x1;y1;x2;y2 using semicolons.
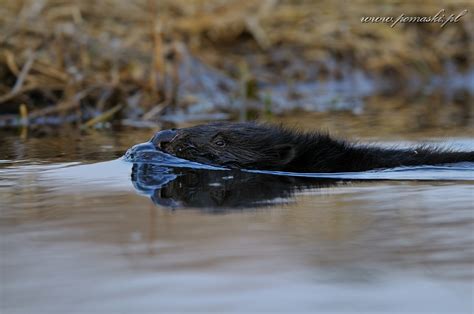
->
132;164;344;210
1;119;473;313
131;162;474;210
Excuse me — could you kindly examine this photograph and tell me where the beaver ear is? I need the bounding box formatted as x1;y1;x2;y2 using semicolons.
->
274;144;296;164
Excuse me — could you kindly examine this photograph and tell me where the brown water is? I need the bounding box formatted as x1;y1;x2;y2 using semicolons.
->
1;115;473;313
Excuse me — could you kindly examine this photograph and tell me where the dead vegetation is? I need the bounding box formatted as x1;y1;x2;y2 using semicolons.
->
0;0;472;128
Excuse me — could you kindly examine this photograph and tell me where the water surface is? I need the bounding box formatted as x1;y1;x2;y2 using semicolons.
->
1;127;473;313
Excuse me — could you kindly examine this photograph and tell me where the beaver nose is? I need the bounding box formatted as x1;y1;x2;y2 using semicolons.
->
150;129;177;150
124;142;156;161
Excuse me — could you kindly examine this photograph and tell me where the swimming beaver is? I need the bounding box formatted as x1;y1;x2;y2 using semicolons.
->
148;122;474;172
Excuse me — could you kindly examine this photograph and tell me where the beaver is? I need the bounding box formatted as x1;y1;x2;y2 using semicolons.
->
147;122;474;173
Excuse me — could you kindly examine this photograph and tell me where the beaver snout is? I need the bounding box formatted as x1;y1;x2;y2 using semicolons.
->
130;142;156;152
124;142;157;161
150;129;177;150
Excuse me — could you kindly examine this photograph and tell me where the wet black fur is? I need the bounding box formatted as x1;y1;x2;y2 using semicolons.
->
154;122;474;173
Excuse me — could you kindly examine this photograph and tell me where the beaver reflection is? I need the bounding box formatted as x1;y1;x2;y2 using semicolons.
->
131;163;343;211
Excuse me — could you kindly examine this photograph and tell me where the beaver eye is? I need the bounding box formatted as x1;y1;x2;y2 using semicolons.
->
215;140;225;147
212;134;226;147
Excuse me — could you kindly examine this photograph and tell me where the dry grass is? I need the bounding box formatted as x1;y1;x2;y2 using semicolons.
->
0;0;472;127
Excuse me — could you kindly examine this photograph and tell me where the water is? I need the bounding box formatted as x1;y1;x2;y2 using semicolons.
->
1;128;473;313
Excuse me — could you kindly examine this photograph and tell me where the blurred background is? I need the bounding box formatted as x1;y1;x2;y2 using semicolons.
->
0;0;473;144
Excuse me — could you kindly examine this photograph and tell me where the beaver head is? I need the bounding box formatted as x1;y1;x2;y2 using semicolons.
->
150;122;298;169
